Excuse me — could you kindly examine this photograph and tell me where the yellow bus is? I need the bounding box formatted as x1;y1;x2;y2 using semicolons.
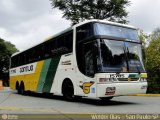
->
10;19;147;101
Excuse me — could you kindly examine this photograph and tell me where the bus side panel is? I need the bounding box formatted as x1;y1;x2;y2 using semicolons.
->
50;55;74;95
42;57;61;93
50;54;94;97
24;61;44;91
9;61;44;91
36;59;51;92
10;76;24;90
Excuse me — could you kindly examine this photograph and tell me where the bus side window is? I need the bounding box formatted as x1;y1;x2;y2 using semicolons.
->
27;50;34;63
65;31;73;52
44;42;51;58
11;57;15;68
83;43;95;77
76;24;92;42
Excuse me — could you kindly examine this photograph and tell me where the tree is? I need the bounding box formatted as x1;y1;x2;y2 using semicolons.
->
146;28;160;76
0;38;18;86
50;0;130;25
145;28;160;93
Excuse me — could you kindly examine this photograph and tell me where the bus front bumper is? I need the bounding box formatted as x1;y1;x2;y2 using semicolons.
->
96;82;148;98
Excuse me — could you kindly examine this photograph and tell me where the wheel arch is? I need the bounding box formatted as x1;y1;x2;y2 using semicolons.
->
20;80;25;90
61;78;74;94
16;81;19;90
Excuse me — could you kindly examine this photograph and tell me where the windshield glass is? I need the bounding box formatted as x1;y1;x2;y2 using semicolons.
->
96;39;145;73
94;23;139;41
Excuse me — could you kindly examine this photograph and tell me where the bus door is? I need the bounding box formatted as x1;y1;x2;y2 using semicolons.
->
81;42;97;97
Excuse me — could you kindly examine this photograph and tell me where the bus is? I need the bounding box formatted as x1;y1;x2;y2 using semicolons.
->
9;19;147;101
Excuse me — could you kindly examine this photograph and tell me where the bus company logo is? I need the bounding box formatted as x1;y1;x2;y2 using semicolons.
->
81;82;94;94
1;114;8;120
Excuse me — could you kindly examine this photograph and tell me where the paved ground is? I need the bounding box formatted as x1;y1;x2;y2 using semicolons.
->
0;88;160;119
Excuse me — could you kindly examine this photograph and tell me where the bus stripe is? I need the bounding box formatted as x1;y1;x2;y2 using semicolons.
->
42;56;61;93
36;59;51;92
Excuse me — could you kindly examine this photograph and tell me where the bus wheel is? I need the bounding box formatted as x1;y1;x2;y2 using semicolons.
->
100;97;113;101
62;80;74;101
16;81;20;94
19;82;25;95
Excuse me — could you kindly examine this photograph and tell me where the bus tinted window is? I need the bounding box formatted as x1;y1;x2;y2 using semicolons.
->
50;31;73;56
10;30;73;68
76;23;93;42
94;23;139;41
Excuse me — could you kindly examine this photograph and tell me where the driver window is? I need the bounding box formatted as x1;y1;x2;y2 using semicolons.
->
76;24;92;42
83;43;94;77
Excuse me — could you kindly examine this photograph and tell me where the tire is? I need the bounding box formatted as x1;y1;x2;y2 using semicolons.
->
62;80;74;101
16;82;20;94
19;82;25;95
100;97;113;101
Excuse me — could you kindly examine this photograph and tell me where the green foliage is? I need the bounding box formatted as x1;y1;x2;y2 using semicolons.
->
50;0;130;25
145;28;160;93
138;30;148;64
146;32;160;76
0;38;18;86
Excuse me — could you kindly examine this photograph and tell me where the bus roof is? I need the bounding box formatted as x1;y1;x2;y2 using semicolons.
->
73;19;137;29
12;19;137;57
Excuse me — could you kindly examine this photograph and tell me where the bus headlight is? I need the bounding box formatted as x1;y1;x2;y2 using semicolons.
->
99;78;117;83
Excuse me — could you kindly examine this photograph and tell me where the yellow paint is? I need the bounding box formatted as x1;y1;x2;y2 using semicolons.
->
10;61;44;92
83;82;94;94
141;73;147;78
44;36;53;42
128;78;131;82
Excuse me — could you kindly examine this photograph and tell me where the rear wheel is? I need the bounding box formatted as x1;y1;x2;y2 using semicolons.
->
16;82;21;94
62;80;74;101
19;82;25;95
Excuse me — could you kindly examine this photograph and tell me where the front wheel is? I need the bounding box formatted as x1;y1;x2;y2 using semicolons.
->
100;97;113;101
62;80;74;101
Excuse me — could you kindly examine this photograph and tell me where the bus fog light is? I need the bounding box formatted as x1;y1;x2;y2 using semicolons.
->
140;78;147;82
141;85;147;89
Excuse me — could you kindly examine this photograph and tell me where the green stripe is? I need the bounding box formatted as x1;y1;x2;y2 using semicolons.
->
42;56;61;93
36;59;51;92
128;74;140;78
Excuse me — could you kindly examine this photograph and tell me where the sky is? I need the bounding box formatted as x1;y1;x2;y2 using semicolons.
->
0;0;160;51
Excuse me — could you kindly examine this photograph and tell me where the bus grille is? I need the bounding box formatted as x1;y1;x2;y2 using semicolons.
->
117;78;139;81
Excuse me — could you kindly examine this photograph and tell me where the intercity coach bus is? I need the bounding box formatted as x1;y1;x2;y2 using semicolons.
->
9;19;147;101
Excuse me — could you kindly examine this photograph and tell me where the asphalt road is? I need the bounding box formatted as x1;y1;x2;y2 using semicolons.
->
0;88;160;119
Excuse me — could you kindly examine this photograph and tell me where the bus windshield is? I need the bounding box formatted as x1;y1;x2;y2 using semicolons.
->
96;39;145;73
94;23;139;41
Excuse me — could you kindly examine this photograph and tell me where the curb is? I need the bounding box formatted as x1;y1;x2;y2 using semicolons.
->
128;94;160;97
